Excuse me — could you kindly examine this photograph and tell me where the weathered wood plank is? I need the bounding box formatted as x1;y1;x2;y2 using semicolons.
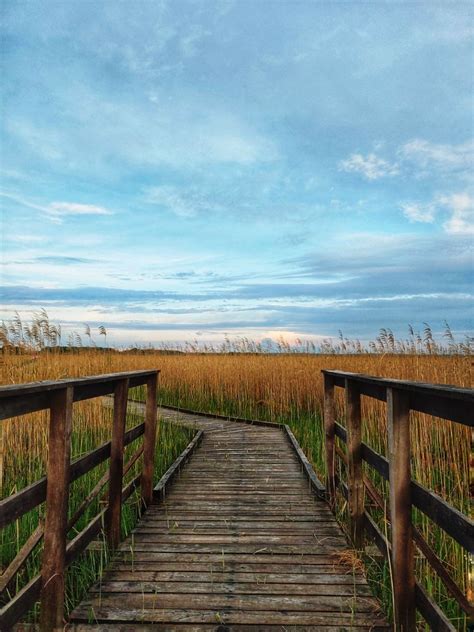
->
322;369;473;426
0;370;158;420
345;379;364;549
70;607;388;627
89;580;371;597
387;387;415;631
106;379;129;550
73;592;382;614
111;552;350;565
69;624;388;631
68;401;386;630
40;386;73;632
100;570;368;584
141;373;158;506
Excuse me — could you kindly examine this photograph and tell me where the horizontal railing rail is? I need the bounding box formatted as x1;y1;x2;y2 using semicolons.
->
322;369;473;632
0;370;159;631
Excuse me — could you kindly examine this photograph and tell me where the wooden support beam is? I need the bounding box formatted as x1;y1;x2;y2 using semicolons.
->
345;379;364;549
106;378;129;550
324;374;336;508
141;373;159;507
387;387;416;631
40;387;73;632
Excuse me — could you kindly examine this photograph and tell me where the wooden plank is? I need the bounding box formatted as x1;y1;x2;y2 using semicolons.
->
72;592;382;614
324;374;336;507
362;450;473;616
89;580;371;597
284;426;326;499
410;482;474;551
66;511;106;565
141;373;158;506
67;398;387;631
415;582;456;632
0;574;42;631
115;543;352;554
145;508;330;518
111;552;349;565
140;516;334;525
155;402;285;428
359;440;473;551
125;534;346;545
154;430;203;500
121;473;142;503
345;379;364;548
101;570;367;584
0;370;158;420
106;378;129;550
322;369;473;426
69;624;388;632
387;387;415;631
70;606;387;627
0;521;43;594
0;421;144;529
40;386;73;632
135;516;339;527
133;527;342;537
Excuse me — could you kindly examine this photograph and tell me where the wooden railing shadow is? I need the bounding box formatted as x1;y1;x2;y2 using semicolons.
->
322;370;473;631
0;370;159;631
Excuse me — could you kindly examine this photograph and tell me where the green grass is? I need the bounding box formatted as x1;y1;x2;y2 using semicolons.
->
0;407;194;624
147;383;468;630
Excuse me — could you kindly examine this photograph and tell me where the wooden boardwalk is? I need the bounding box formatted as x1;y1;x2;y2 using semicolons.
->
69;406;388;631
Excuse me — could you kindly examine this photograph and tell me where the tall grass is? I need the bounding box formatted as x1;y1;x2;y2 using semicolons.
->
0;358;194;624
1;312;471;629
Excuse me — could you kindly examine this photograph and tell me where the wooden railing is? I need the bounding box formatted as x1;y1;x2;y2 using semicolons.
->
0;369;159;631
322;370;473;631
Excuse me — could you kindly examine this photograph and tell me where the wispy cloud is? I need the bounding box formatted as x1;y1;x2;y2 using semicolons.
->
439;192;474;235
143;186;221;218
340;138;474;183
401;202;436;223
46;202;112;220
338;153;399;180
399;139;474;175
0;192;113;223
401;191;474;234
34;256;100;265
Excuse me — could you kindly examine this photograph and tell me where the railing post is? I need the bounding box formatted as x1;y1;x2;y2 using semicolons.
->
387;387;416;631
106;378;129;550
324;374;336;508
345;379;364;549
141;372;159;507
40;386;73;632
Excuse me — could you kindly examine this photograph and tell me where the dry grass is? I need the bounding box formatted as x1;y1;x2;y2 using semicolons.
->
0;323;471;628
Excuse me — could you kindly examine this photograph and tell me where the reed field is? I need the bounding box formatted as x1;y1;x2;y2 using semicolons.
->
0;313;472;628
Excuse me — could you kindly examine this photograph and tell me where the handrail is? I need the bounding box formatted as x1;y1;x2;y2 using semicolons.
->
0;369;159;631
0;369;158;420
322;370;473;631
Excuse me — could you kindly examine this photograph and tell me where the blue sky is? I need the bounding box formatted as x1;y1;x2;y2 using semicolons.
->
1;1;473;347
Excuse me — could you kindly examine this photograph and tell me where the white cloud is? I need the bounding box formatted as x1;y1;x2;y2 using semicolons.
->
401;202;436;223
341;138;473;183
401;191;474;234
0;191;113;223
438;192;474;235
144;186;222;218
399;139;474;174
46;202;112;218
338;153;399;180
